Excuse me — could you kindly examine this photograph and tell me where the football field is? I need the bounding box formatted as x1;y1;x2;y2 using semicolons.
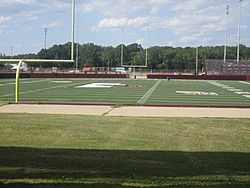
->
0;78;250;106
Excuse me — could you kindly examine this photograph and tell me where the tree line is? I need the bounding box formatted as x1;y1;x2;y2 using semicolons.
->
1;42;250;70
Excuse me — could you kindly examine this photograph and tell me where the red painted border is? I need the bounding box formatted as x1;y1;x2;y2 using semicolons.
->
147;74;250;81
0;72;129;79
12;102;250;109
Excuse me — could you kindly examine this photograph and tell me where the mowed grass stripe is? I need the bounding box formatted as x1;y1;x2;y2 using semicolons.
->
0;80;84;102
223;81;250;91
0;78;31;83
0;79;51;87
1;83;78;97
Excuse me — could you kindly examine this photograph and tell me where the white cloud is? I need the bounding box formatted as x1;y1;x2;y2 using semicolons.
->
0;16;11;24
82;3;94;12
20;12;39;21
180;36;196;44
99;18;128;28
0;0;71;16
0;0;31;5
241;25;248;30
42;22;63;29
81;0;171;16
201;23;223;31
148;0;171;13
166;41;174;46
171;0;206;11
0;16;11;34
136;38;144;44
93;16;151;30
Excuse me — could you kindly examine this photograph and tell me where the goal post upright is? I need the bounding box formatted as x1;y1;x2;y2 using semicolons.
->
15;60;24;103
120;26;149;78
71;0;75;61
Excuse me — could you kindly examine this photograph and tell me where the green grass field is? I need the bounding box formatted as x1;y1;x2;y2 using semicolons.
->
0;113;249;187
0;78;250;106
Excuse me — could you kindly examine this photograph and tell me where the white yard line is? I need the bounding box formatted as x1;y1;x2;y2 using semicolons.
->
137;80;162;104
0;82;77;97
239;81;250;85
0;79;50;87
208;81;249;99
0;79;19;83
0;78;31;84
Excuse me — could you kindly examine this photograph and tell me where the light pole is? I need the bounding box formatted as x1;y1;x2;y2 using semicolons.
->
44;27;47;50
224;2;229;64
237;0;242;64
195;13;199;76
145;26;148;67
121;27;124;66
10;46;13;59
75;12;79;72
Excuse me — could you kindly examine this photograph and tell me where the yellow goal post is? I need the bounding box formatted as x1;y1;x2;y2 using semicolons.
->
120;27;149;78
0;0;76;103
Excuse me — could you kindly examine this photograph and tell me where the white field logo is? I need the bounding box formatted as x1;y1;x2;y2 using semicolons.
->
76;83;126;88
176;91;218;96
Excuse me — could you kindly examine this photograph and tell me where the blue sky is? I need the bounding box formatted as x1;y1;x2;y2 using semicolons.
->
0;0;249;55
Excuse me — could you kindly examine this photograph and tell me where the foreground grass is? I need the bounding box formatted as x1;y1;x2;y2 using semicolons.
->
0;113;249;187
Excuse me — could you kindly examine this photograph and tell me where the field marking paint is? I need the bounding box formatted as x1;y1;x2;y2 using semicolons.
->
50;81;72;83
235;92;250;95
208;81;249;99
176;91;218;96
239;81;250;85
137;80;162;104
0;82;78;97
76;83;126;88
0;78;29;83
0;79;50;87
227;88;242;92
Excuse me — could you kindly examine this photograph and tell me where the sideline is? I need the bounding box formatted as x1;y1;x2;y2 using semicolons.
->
0;104;250;118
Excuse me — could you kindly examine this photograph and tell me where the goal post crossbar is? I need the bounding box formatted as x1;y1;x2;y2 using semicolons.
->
0;59;74;63
121;64;148;68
